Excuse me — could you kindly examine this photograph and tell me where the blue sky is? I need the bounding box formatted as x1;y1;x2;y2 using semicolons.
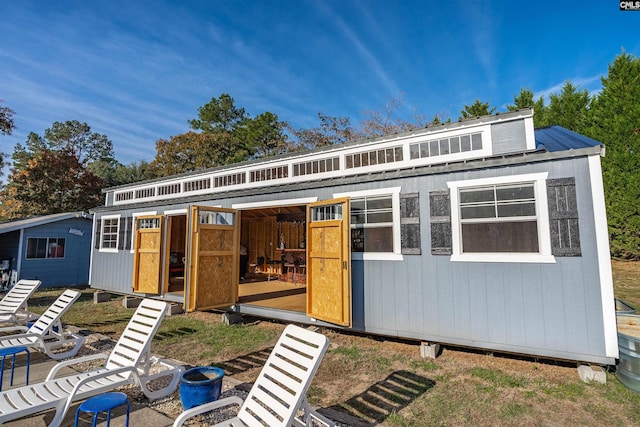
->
1;1;638;166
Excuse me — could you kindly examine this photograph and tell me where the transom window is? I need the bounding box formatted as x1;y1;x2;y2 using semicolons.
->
26;238;65;259
137;218;160;229
199;211;235;225
100;217;120;250
310;204;343;222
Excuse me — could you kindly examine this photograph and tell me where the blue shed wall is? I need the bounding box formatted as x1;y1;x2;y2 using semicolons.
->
20;218;93;287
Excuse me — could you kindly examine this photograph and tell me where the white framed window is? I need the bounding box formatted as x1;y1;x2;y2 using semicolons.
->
334;187;402;261
99;215;120;253
448;173;554;263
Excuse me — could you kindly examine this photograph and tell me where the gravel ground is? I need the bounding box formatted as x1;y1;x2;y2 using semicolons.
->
69;329;350;426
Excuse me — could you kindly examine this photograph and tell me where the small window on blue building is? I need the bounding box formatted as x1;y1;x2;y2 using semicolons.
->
26;238;66;259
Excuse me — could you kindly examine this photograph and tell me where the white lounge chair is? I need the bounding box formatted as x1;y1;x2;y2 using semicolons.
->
0;279;41;326
0;289;84;360
0;298;183;426
173;324;335;427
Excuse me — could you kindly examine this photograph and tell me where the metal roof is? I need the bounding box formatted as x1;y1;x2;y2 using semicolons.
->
0;212;92;235
535;126;603;152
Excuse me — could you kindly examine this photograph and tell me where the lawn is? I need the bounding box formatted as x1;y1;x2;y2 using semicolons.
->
25;259;640;426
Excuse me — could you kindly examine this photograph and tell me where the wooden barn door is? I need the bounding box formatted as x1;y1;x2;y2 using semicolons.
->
306;197;351;326
187;206;238;311
132;215;165;294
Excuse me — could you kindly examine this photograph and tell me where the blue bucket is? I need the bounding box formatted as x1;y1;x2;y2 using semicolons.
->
179;366;224;410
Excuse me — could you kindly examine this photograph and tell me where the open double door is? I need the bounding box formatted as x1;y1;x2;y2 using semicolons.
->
132;199;352;326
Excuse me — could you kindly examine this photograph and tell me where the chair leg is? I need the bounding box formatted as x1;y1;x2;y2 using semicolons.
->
73;407;81;427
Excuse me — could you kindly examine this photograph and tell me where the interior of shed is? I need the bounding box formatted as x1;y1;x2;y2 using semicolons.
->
239;205;307;312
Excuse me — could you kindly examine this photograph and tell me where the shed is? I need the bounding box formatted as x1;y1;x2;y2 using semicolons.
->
89;109;617;365
0;212;93;287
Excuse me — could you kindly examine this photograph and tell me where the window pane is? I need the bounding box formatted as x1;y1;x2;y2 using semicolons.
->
420;142;429;158
49;239;65;258
354;154;361;168
351;199;365;211
460;189;495;204
496;185;535;201
363;227;393;252
461;135;471;151
450;136;460;153
394;146;403;161
439;139;450;155
369;151;377;165
410;144;420;159
497;202;536;217
36;239;47;258
472;133;482;150
386;148;394;163
346;155;353;169
462;221;539;252
351;213;365;224
367;212;393;223
367;197;392;210
430;140;439;156
461;205;496;219
377;150;386;164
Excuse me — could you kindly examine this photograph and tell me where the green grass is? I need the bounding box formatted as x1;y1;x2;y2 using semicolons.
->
468;367;528;388
17;260;640;426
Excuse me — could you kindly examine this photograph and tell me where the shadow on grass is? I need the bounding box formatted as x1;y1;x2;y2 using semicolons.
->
154;327;198;341
214;347;273;376
324;370;435;426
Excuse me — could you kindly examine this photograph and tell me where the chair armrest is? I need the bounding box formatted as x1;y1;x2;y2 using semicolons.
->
46;352;109;380
173;395;244;427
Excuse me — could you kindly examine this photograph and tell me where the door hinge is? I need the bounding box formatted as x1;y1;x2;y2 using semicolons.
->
343;261;348;270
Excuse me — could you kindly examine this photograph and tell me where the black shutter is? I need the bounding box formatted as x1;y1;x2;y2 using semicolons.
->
430;190;452;255
547;177;581;256
400;193;421;255
94;219;101;249
117;217;127;250
125;217;133;251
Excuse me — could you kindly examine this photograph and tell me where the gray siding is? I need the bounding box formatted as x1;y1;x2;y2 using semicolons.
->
20;218;92;287
90;154;612;364
491;120;527;155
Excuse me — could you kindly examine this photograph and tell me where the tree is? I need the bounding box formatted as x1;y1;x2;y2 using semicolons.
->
153;94;286;175
239;112;288;158
0;100;15;136
507;88;547;128
88;159;158;188
459;99;496;120
1;121;111;220
153;131;243;177
0;100;17;183
586;52;640;259
11;121;114;170
287;113;357;150
0;149;104;219
543;81;591;133
189;93;247;134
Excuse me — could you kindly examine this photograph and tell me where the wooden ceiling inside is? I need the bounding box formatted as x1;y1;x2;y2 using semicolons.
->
240;205;306;221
